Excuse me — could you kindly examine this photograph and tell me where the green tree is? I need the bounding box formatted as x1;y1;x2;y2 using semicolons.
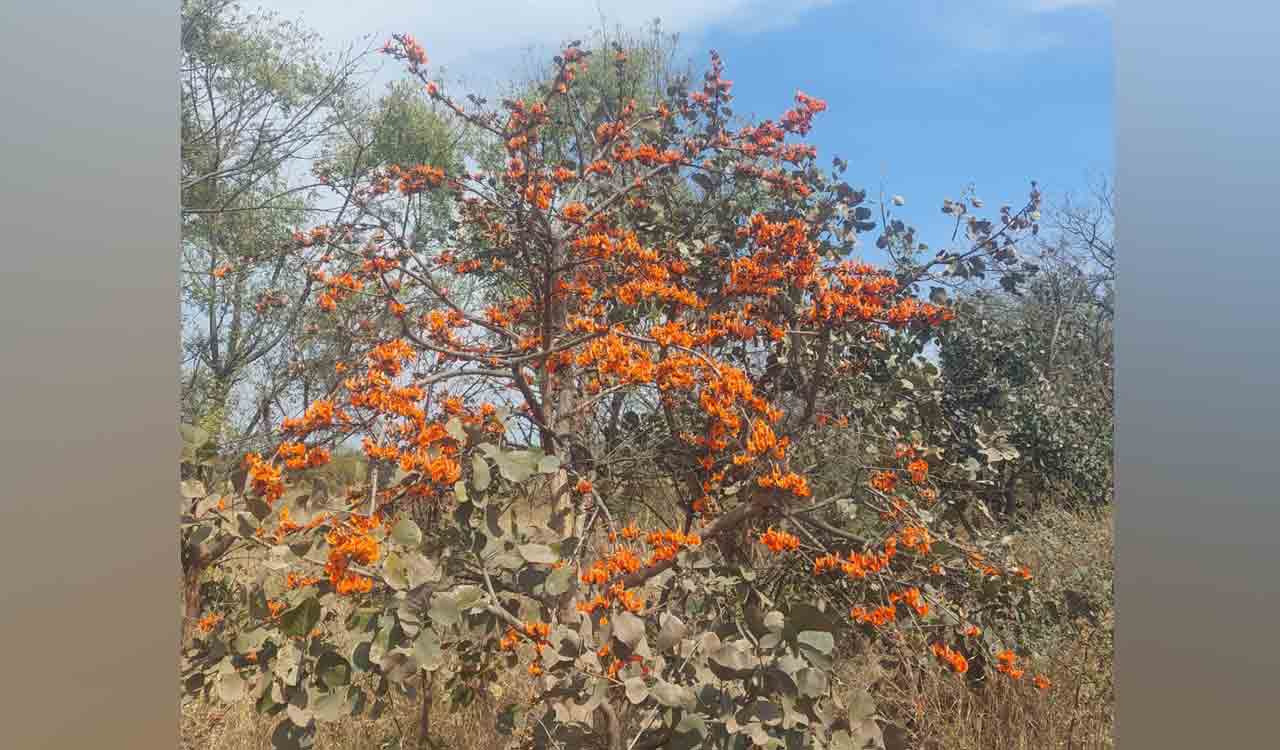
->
180;0;369;455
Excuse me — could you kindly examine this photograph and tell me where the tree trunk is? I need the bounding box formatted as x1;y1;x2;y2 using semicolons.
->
417;670;435;749
180;533;235;651
197;375;235;457
181;568;203;651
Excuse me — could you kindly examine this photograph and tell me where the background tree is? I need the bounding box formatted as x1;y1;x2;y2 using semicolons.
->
180;0;370;458
933;176;1114;516
180;0;378;646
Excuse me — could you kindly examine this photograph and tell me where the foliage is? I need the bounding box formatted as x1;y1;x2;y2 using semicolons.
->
181;31;1069;750
180;0;369;453
934;182;1115;513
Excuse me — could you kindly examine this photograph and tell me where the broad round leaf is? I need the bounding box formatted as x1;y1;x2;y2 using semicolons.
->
624;676;649;705
517;543;557;565
391;518;422;547
472;455;492;491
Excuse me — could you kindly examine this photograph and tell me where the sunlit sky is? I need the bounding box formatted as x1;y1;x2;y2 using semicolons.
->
259;0;1112;260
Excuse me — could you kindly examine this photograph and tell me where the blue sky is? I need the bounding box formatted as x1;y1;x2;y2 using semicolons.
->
265;0;1112;258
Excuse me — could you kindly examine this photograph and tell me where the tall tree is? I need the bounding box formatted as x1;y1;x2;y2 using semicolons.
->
180;0;369;453
936;176;1114;513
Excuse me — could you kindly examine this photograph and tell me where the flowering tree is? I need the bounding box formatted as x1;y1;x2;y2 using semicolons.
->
182;34;1051;750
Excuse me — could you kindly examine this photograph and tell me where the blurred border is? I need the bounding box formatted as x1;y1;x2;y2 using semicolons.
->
0;1;178;746
1115;0;1280;746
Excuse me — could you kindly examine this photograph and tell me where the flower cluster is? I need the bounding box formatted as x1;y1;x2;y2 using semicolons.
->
994;650;1025;680
324;514;382;594
196;612;223;633
931;642;969;674
758;527;800;553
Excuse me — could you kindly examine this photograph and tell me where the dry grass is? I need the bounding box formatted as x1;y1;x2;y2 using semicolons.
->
181;670;532;750
181;505;1114;750
857;504;1115;749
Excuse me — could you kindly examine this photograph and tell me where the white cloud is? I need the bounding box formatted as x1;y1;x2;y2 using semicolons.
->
259;0;834;67
249;0;1105;88
913;0;1110;57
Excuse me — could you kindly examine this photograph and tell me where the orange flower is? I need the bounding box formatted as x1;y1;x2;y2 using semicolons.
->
812;553;841;575
196;612;223;633
869;470;898;493
576;478;593;494
931;642;969;674
851;605;897;628
285;572;320;590
995;650;1025;680
890;587;929;617
324;514;381;595
759;527;800;553
907;458;929;484
243;453;284;504
901;525;932;555
1033;674;1052;691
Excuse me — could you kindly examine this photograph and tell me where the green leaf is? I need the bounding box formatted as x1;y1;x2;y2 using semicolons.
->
795;668;828;698
275;643;302;685
847;685;878;727
472;455;491;491
496;703;525;735
517;543;557;565
347;686;367;717
537;454;561;474
280;597;321;638
180;423;210;447
612;611;645;647
453;584;485;611
235;628;269;653
709;642;754;679
428;593;461;628
246;496;272;521
181;480;207;499
236;512;260;538
736;699;782;726
496;450;536;483
651;680;693;709
544;565;573;596
656;613;686;653
391;518;422;547
350;642;374;672
445;417;467;443
624;677;649;705
380;650;419;683
405;552;440;588
312;689;348;722
316;651;352;689
414;629;445;671
796;630;834;656
383;554;409;590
